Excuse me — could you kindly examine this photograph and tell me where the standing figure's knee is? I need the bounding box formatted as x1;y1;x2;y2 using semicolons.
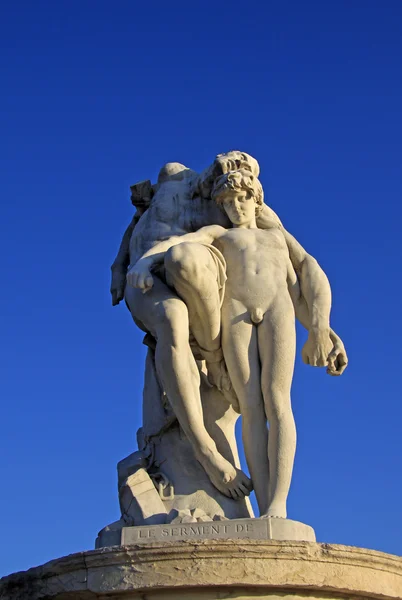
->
241;402;266;425
165;243;202;284
263;385;293;424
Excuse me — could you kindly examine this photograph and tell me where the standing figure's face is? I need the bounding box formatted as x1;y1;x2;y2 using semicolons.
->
221;190;256;226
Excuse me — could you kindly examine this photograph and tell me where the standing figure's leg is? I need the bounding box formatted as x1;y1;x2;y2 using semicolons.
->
125;279;252;499
258;298;297;519
165;243;232;392
221;300;271;512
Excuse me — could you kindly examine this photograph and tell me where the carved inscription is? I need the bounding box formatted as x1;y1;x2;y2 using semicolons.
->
117;517;316;546
159;523;253;537
121;519;261;545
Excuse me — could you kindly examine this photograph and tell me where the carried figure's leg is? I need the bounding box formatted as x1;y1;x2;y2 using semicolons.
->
125;279;251;499
221;300;270;510
258;298;297;518
165;243;232;393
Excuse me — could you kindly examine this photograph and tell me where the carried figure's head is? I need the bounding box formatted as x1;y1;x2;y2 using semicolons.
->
212;169;264;226
194;151;260;199
215;151;260;178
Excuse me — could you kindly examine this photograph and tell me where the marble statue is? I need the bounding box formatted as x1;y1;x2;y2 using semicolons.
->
105;151;347;533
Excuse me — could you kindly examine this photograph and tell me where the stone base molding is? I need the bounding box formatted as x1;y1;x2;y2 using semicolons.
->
1;540;401;599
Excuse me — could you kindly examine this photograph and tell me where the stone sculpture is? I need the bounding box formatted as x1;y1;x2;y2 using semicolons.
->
102;151;348;540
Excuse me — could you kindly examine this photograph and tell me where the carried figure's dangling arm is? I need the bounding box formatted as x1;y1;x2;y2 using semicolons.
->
110;216;137;306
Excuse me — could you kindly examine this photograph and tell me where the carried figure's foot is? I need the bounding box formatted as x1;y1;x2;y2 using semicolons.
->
196;446;253;500
207;360;240;412
221;383;240;413
260;504;287;519
201;347;241;412
198;346;227;389
206;350;232;392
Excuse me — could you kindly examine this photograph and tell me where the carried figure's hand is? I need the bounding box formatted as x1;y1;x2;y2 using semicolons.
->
302;329;333;368
126;259;154;293
111;267;127;306
326;337;348;376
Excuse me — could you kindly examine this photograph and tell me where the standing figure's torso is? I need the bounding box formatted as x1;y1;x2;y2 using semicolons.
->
214;228;293;316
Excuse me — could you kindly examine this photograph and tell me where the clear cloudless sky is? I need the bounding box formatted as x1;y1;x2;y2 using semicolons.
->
1;0;401;578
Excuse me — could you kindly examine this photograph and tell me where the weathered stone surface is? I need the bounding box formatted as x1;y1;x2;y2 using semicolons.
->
96;517;315;548
118;468;167;526
1;541;401;599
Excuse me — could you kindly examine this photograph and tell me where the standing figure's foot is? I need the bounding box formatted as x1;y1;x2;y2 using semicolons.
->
196;447;253;500
260;504;287;519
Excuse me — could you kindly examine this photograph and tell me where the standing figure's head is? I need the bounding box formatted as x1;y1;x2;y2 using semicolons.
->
212;169;264;226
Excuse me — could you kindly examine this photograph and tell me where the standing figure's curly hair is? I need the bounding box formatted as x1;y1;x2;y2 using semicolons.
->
211;169;264;215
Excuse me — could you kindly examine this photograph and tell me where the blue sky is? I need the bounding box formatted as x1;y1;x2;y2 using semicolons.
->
1;0;401;577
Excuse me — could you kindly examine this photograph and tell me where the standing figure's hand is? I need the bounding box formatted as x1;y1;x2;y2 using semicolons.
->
326;338;348;376
302;329;333;368
111;267;127;306
126;259;154;293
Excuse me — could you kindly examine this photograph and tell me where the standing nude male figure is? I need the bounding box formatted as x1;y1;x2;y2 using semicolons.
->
111;152;348;500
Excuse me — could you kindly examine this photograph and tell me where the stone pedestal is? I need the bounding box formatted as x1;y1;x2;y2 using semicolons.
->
96;517;316;547
1;540;401;599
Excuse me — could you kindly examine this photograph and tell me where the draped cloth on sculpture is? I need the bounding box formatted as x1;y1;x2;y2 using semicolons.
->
203;243;227;307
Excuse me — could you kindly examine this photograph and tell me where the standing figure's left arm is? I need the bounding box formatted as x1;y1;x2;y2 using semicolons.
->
256;205;348;376
283;228;348;375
